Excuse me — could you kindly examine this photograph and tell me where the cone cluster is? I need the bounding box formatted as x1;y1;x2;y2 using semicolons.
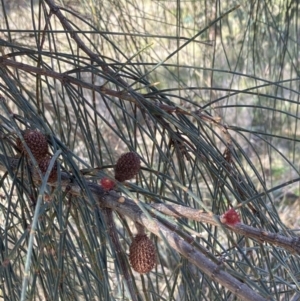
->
129;234;156;274
114;151;141;182
16;135;157;271
17;129;57;183
98;151;156;273
113;152;157;273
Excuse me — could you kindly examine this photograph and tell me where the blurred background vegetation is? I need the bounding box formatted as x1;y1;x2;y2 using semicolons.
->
0;0;299;300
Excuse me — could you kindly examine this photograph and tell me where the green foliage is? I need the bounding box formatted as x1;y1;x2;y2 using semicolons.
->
0;0;299;300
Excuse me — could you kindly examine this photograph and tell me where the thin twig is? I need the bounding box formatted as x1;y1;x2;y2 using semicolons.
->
102;208;139;301
149;203;300;254
0;58;222;122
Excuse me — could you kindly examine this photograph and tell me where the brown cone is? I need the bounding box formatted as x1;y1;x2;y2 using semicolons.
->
115;152;141;182
17;130;48;161
129;234;156;274
37;156;58;183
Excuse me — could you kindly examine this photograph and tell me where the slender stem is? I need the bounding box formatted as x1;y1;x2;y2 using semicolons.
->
20;152;61;301
102;208;138;301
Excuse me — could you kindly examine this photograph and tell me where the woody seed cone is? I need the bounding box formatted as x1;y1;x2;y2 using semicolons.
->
36;156;58;183
17;130;48;161
114;151;141;182
129;234;156;274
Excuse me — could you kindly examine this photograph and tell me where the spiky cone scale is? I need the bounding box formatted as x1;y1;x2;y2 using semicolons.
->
129;234;156;274
114;152;141;182
16;130;48;162
36;156;58;183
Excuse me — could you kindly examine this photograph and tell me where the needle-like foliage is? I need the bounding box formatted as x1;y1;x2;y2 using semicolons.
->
0;0;299;301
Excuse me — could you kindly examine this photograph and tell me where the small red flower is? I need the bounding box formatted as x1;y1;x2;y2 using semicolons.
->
100;177;115;191
220;208;241;225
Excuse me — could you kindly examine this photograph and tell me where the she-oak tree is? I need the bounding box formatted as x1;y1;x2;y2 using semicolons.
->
0;1;299;301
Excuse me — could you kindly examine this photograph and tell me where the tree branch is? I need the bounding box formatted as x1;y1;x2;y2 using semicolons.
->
2;153;294;300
